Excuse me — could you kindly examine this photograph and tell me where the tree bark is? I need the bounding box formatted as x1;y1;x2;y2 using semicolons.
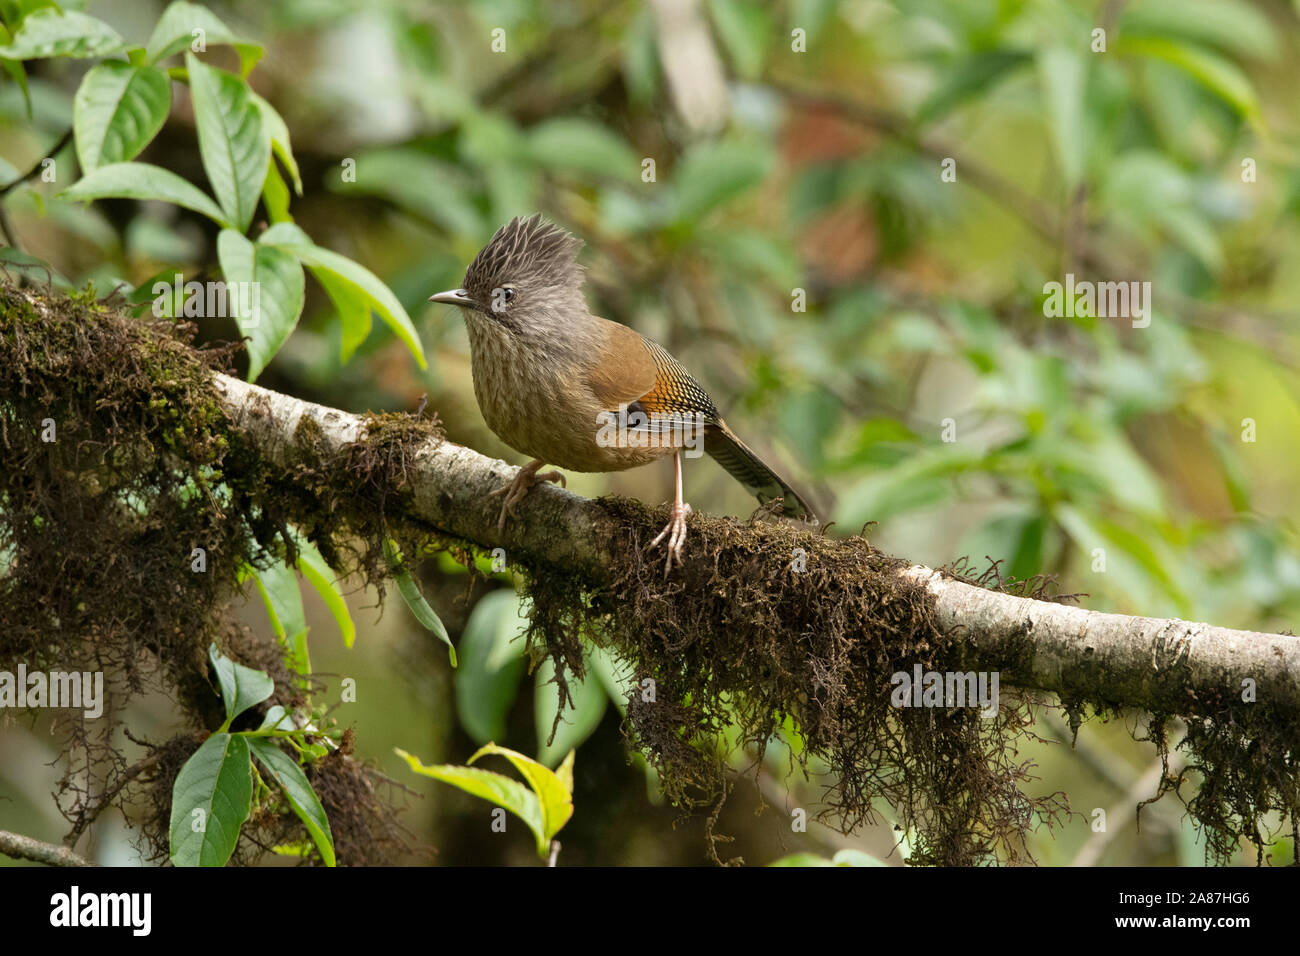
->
213;372;1300;717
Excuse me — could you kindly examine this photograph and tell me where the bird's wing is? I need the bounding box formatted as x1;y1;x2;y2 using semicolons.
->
585;319;721;420
584;317;815;519
584;318;658;409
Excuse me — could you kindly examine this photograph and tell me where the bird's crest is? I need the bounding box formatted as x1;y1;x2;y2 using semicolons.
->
463;214;585;298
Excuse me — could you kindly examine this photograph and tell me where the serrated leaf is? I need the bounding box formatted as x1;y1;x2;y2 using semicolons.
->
0;8;122;59
249;738;335;867
59;161;229;225
74;61;171;173
208;642;274;729
187;53;269;231
216;228;304;381
168;733;252;867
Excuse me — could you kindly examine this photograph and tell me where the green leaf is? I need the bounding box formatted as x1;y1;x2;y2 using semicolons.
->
469;743;574;849
397;748;547;856
291;531;356;649
789;0;840;45
73;61;171;173
0;247;70;287
1118;36;1260;122
59;161;230;226
187;53;269;232
1056;505;1190;616
248;738;335;867
146;0;263;75
670;140;774;224
455;589;528;744
316;266;372;363
169;733;253;867
383;538;456;666
261;158;291;223
260;222;426;369
1036;46;1086;189
242;555;307;642
916;50;1031;124
251;91;301;195
707;0;772;80
258;704;292;732
330;148;483;238
1120;0;1279;61
0;44;29;116
587;642;635;716
240;554;310;680
208;642;275;729
0;8;122;59
526;118;640;183
621;8;658;105
216;228;305;381
836;445;985;527
535;649;607;767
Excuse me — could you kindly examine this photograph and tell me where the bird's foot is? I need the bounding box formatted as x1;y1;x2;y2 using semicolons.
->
491;462;565;533
649;502;692;577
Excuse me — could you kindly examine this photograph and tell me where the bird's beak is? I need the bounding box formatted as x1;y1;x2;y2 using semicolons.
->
428;288;475;308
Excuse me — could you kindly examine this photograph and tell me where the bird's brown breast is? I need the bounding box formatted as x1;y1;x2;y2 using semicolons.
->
465;311;677;472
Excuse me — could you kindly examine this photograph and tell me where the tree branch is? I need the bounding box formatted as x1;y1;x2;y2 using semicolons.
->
0;828;95;867
213;372;1300;717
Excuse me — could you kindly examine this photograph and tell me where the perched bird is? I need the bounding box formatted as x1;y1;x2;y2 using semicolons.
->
430;214;815;572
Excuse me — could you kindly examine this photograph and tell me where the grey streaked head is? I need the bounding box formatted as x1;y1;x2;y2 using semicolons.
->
429;214;586;325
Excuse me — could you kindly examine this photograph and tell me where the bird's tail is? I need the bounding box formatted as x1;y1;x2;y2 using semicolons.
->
704;420;817;521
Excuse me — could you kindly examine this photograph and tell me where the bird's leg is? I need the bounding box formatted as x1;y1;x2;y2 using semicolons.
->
491;458;566;533
649;451;691;576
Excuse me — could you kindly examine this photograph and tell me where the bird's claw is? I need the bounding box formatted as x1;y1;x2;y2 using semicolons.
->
492;466;565;533
649;502;692;576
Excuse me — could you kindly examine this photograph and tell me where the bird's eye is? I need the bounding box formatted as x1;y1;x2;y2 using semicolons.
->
489;286;516;314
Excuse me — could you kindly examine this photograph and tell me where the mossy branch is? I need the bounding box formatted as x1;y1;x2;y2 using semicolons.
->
5;282;1297;864
214;371;1300;719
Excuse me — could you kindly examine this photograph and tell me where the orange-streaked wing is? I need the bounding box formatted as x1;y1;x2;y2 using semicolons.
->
585;319;720;420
